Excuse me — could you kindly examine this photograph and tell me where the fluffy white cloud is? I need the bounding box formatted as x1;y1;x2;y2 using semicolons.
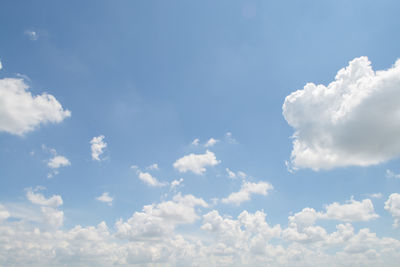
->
96;192;113;206
283;57;400;170
1;194;400;266
138;171;166;187
173;150;220;175
26;188;63;207
323;198;379;222
288;197;379;225
385;193;400;227
222;181;273;205
47;155;70;169
0;78;71;135
90;135;107;161
205;138;219;147
116;193;207;240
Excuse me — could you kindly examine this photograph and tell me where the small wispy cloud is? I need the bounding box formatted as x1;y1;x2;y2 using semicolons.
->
24;30;39;41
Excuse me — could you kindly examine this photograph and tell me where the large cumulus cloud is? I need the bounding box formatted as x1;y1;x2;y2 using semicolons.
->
283;57;400;170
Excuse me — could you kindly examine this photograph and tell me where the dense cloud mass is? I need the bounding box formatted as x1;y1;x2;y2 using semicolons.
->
1;193;400;266
283;57;400;170
0;78;71;135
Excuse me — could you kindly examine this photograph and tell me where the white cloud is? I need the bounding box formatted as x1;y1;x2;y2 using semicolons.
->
26;188;63;208
138;171;166;187
170;178;184;189
322;198;379;222
173;150;220;175
0;78;71;135
225;132;238;144
146;163;159;170
191;138;200;146
116;193;207;240
0;60;2;70
287;197;379;227
24;30;39;40
385;193;400;227
368;193;382;199
90;135;107;161
96;192;113;206
0;204;10;221
226;168;236;178
47;155;70;169
222;181;273;205
386;169;400;179
283;57;400;170
205;138;219;147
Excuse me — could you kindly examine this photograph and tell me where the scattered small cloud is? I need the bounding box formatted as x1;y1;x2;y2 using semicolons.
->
226;168;236;179
191;138;200;146
42;146;70;178
385;193;400;227
96;192;113;206
222;181;273;205
170;178;184;190
225;132;238;144
386;169;400;179
146;163;159;170
24;30;39;41
173;150;220;175
90;135;107;161
205;138;219;147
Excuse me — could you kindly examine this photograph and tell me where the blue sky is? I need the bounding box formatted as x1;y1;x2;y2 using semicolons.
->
1;1;400;266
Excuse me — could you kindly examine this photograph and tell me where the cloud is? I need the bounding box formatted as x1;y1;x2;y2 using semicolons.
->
226;168;236;178
173;150;220;175
24;30;39;40
0;78;71;135
322;197;379;222
26;188;63;207
283;57;400;170
96;192;113;206
146;163;159;170
0;60;2;70
191;138;200;146
116;193;207;240
1;194;400;266
137;171;166;187
386;169;400;179
170;178;184;190
90;135;107;161
0;204;10;221
225;132;238;144
47;155;71;169
385;193;400;227
287;197;378;226
222;181;273;205
205;138;219;147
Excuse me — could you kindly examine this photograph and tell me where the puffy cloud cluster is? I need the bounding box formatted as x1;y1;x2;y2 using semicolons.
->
385;193;400;227
115;193;208;240
0;78;71;136
173;150;220;175
1;192;400;266
90;135;107;161
283;57;400;170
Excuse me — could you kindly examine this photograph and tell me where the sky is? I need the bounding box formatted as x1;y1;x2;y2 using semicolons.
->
1;0;400;266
